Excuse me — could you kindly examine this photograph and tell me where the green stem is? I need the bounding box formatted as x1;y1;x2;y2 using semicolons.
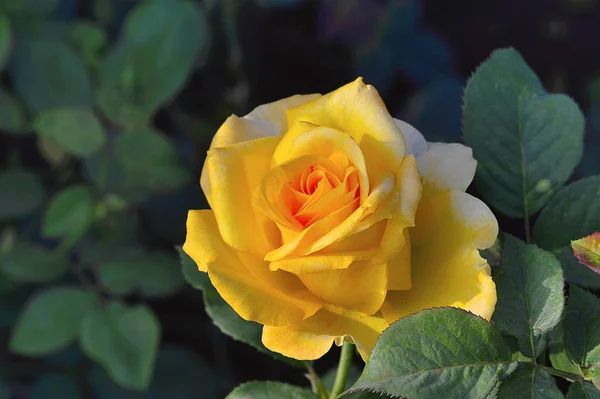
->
329;342;354;399
538;365;583;382
304;362;329;399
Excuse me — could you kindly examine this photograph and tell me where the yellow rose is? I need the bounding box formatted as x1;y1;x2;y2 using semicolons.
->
184;78;498;361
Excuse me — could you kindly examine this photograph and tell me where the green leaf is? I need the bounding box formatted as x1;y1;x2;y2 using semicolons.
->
564;287;600;371
347;308;517;399
98;249;184;298
0;243;69;283
534;176;600;250
89;344;223;399
12;40;93;114
549;321;582;376
69;22;107;69
492;235;565;358
176;247;303;367
0;170;45;220
567;381;600;399
0;14;11;71
0;0;59;15
30;373;83;399
10;287;98;356
97;0;209;127
43;185;95;243
34;108;106;157
177;245;208;290
0;87;28;133
463;48;585;218
555;247;600;290
497;363;564;398
226;382;317;399
80;302;160;390
113;129;191;191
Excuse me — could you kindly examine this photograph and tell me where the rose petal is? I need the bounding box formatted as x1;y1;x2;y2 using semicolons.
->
244;94;322;138
269;222;386;274
387;230;412;290
286;78;406;180
382;191;498;323
299;260;387;315
203;136;282;256
416;142;477;194
262;304;389;361
183;210;323;326
395;119;427;157
262;325;335;361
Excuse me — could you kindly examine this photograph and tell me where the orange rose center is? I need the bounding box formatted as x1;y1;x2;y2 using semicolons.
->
286;153;360;227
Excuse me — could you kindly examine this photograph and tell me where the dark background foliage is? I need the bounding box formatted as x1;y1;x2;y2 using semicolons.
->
1;0;600;398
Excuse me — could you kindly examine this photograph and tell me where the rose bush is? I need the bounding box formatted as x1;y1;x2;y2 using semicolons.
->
183;78;498;361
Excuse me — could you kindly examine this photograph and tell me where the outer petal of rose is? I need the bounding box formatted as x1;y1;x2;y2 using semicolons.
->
395;119;427;157
262;325;335;361
265;172;395;261
262;304;389;361
381;191;498;323
416;143;477;195
244;94;322;138
201;94;320;204
204;136;282;256
286;78;406;179
272;125;370;203
299;260;387;315
183;210;323;326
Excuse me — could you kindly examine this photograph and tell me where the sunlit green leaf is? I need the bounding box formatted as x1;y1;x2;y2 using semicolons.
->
463;48;584;218
492;235;564;358
348;308;516;399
